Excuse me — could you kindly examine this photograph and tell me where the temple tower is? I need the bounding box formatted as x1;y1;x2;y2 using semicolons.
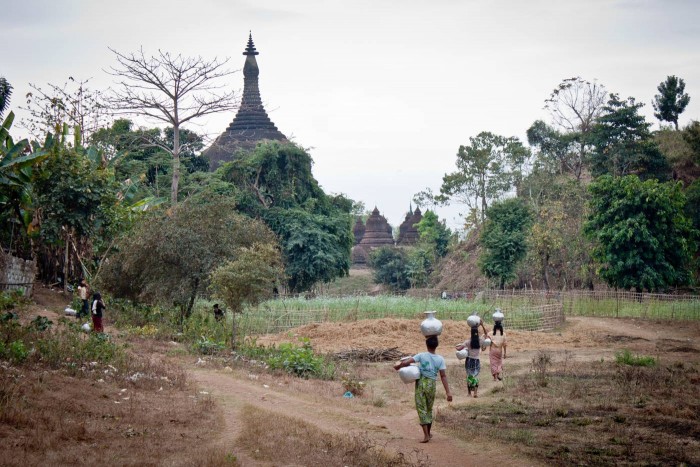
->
205;33;288;169
351;207;395;265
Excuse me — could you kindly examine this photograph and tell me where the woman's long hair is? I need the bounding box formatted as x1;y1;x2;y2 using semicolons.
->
493;322;504;336
469;326;480;349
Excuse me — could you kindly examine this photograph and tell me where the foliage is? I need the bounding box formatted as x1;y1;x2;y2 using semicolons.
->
209;243;284;313
223;142;354;292
265;339;334;379
415;210;452;258
589;94;671;180
652;75;691;130
479;198;533;289
369;247;411;291
437;132;529;222
585;175;697;292
0;77;12;118
101;197;277;320
615;349;657;367
0;290;28;311
685;180;700;233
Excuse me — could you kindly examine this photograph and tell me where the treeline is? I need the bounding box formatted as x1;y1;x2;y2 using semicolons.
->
0;62;356;322
408;76;699;293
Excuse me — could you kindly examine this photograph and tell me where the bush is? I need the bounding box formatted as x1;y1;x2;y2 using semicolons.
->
615;349;657;367
264;339;334;379
0;290;27;311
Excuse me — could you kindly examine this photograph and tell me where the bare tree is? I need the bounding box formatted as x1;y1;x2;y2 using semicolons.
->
107;48;238;204
543;77;607;179
20;77;109;146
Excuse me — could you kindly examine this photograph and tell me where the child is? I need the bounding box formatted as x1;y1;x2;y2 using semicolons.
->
91;292;105;333
394;335;453;443
456;318;487;397
77;279;89;319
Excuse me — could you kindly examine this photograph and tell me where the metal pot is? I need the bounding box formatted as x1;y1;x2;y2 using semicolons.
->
420;311;443;337
493;309;505;322
456;349;468;360
467;314;481;328
398;365;421;383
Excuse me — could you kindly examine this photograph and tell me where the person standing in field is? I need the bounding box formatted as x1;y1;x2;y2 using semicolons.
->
213;303;224;322
91;292;105;333
394;335;453;443
488;320;507;381
77;279;89;319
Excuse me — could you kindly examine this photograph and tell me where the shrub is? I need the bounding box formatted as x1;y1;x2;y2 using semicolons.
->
265;339;334;379
615;349;657;367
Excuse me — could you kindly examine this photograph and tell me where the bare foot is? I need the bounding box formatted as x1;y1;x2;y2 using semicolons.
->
420;438;430;443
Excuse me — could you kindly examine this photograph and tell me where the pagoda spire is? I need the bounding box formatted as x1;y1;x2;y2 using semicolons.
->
203;33;288;169
244;32;259;56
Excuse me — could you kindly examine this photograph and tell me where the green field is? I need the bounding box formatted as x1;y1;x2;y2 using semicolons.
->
237;292;700;336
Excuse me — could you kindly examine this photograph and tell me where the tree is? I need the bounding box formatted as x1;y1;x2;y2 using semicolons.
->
20;78;109;146
585;175;697;292
209;242;284;348
542;77;608;180
589;94;671;180
101;198;277;322
370;247;411;291
223;142;353;292
438;132;529;223
653;75;690;130
32;142;120;287
0;77;12;118
415;210;452;258
479;198;533;289
107;48;237;204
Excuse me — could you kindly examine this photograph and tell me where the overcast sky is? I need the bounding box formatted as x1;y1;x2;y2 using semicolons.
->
3;0;699;229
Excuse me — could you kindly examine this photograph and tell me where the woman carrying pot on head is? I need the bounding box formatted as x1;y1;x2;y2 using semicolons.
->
488;320;507;381
456;315;488;397
394;335;453;443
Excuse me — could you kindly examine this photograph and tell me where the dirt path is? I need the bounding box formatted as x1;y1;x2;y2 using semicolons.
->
189;363;535;467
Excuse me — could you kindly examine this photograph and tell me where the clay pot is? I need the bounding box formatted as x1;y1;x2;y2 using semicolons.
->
420;311;443;337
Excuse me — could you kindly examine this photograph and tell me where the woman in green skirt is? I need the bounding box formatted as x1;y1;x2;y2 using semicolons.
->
394;335;453;443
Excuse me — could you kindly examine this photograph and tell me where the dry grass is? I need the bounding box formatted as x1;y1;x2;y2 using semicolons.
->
236;404;429;466
0;322;237;467
437;354;700;466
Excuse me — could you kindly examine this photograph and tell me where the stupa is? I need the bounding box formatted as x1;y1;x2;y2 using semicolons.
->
204;33;288;169
351;207;395;265
397;206;423;246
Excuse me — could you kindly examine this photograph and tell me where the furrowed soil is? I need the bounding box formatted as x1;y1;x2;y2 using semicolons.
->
4;287;699;466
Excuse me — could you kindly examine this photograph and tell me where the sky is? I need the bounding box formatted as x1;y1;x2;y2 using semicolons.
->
3;0;700;230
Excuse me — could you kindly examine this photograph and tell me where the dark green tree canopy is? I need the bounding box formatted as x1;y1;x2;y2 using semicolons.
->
653;75;690;130
0;77;12;118
479;198;533;289
222;142;354;292
590;94;671;181
585;175;697;292
370;247;411;291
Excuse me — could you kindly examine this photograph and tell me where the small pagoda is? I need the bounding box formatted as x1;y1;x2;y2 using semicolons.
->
351;207;395;265
397;206;423;246
204;33;288;169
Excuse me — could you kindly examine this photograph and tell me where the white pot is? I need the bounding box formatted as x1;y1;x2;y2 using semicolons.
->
456;349;468;360
467;315;481;328
398;365;421;383
81;323;91;333
420;311;443;336
493;309;505;322
483;338;492;346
